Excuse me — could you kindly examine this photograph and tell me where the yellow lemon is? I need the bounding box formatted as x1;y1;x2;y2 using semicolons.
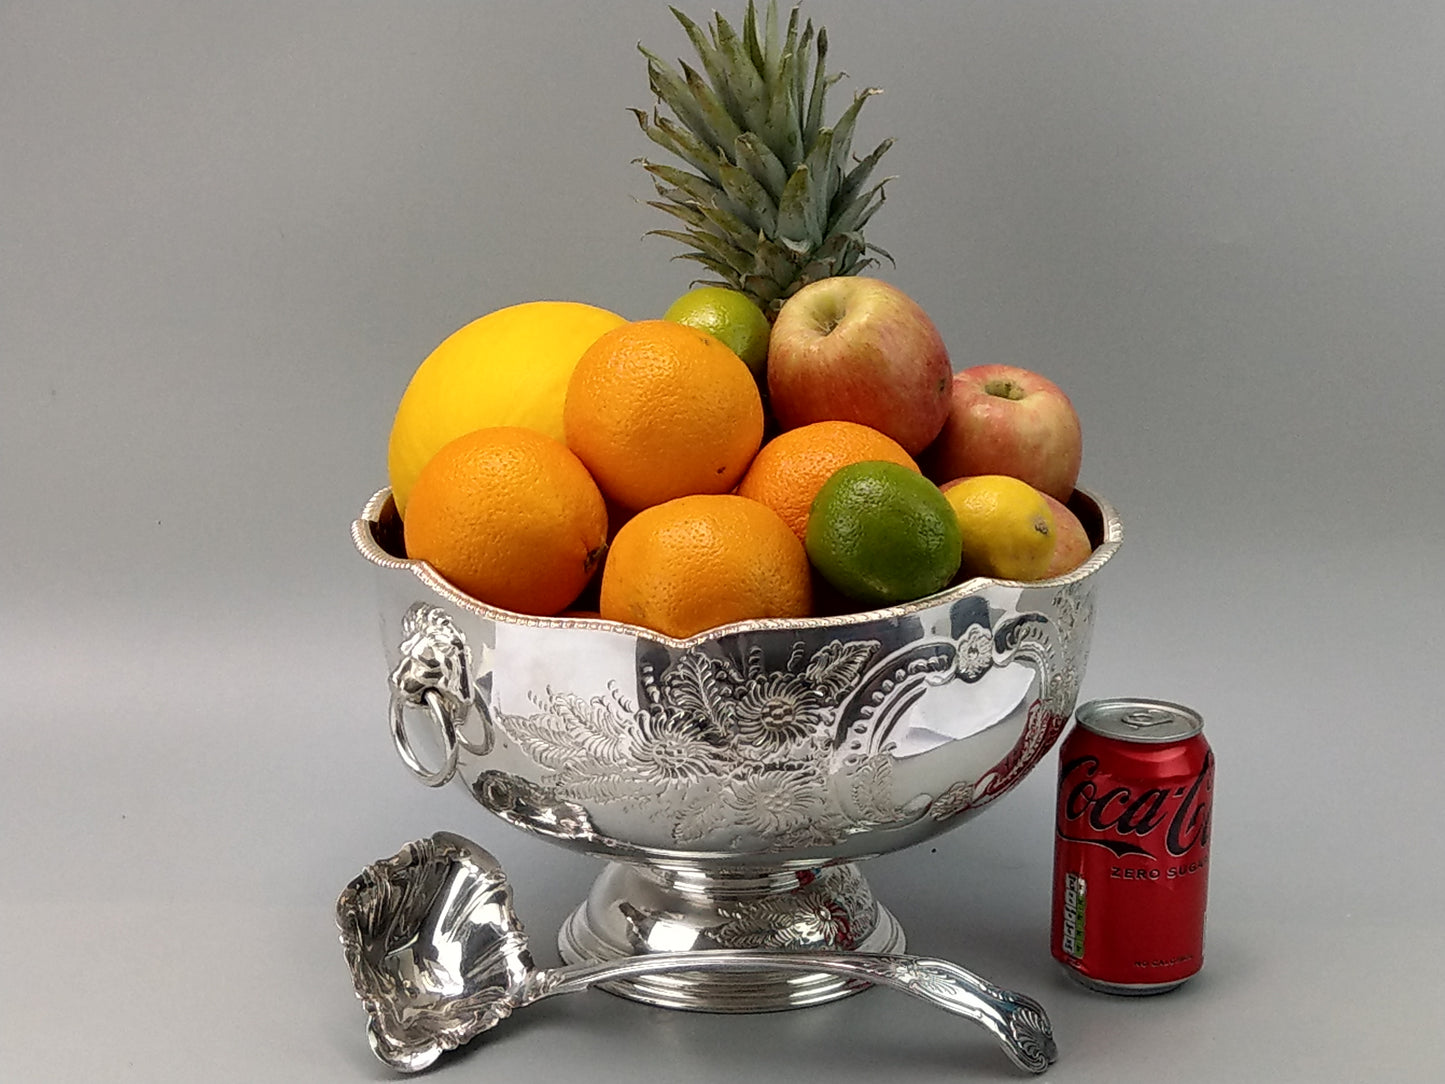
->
942;475;1057;582
387;301;627;514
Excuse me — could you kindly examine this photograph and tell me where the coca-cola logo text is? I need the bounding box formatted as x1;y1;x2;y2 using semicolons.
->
1057;750;1213;860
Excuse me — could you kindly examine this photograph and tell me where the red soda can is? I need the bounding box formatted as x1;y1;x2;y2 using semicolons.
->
1051;698;1213;994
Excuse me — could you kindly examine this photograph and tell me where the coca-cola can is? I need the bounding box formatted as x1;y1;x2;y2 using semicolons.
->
1051;698;1213;994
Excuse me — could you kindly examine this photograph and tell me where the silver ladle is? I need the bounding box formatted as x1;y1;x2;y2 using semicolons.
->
337;832;1058;1075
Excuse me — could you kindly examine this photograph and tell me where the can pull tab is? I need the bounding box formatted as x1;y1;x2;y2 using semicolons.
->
1120;708;1177;730
1074;698;1204;743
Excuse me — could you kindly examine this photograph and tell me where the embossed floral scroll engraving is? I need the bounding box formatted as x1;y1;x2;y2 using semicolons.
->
710;865;876;949
495;592;1086;848
501;639;918;848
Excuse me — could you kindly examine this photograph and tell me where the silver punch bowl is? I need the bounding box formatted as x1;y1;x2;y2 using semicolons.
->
353;485;1123;1011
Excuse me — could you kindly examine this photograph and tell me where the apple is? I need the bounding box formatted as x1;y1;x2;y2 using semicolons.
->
1041;493;1093;577
767;277;952;455
923;364;1082;502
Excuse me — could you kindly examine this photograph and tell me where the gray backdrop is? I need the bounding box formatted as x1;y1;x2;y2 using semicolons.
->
4;2;1442;1081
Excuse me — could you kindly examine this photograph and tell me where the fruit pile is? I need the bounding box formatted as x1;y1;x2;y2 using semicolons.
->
381;2;1095;640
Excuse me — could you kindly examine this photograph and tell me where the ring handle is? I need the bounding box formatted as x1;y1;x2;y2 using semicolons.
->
456;695;495;758
389;688;459;787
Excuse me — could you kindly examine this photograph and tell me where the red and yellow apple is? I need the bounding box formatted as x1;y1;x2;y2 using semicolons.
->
923;364;1082;502
767;277;952;456
1041;493;1092;577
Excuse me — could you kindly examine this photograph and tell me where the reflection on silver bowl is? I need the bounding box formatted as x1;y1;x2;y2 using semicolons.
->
353;486;1122;1011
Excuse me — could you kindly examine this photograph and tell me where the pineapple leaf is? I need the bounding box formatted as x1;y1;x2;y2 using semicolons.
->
670;7;745;124
741;2;766;77
715;156;779;236
734;132;789;203
752;235;805;285
647;227;751;271
796;233;891;287
680;61;745;158
765;39;806;170
803;228;858;261
831;179;891;238
832;138;895;224
638;160;720;203
649;178;761;251
866;240;897;266
641;48;734;156
775;164;814;250
828;89;882;180
692;199;760;251
794;229;860;285
674;250;744;283
791;21;814;134
798;126;835;244
742;272;789;310
647;195;757;254
653;113;727;181
762;1;783;86
632;109;724;187
690;277;737;292
803;25;828;146
641;160;754;227
778;5;802;93
645;199;734;246
711;12;771;138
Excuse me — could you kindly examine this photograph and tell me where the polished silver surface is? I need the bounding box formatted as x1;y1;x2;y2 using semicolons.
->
353;485;1122;1012
338;832;1059;1074
554;858;908;1010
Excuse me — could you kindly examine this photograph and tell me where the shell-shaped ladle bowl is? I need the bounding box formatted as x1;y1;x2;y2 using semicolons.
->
337;832;1058;1075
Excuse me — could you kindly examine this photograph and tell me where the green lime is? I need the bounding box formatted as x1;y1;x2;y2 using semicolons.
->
662;286;770;381
805;461;963;606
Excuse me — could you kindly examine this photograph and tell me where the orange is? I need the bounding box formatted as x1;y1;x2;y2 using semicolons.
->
403;427;609;616
736;420;920;543
599;494;812;638
563;320;764;512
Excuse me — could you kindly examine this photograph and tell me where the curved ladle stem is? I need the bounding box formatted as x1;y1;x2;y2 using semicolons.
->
527;950;1056;1074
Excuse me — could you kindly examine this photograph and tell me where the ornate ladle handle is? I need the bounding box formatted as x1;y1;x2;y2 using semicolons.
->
529;950;1057;1074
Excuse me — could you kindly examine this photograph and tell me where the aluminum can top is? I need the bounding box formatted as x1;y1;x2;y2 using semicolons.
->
1073;698;1203;745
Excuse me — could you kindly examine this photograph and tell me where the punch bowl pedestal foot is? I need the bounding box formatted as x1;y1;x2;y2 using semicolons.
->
557;859;907;1010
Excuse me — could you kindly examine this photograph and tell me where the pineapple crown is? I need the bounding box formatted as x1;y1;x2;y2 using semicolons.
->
633;0;895;316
